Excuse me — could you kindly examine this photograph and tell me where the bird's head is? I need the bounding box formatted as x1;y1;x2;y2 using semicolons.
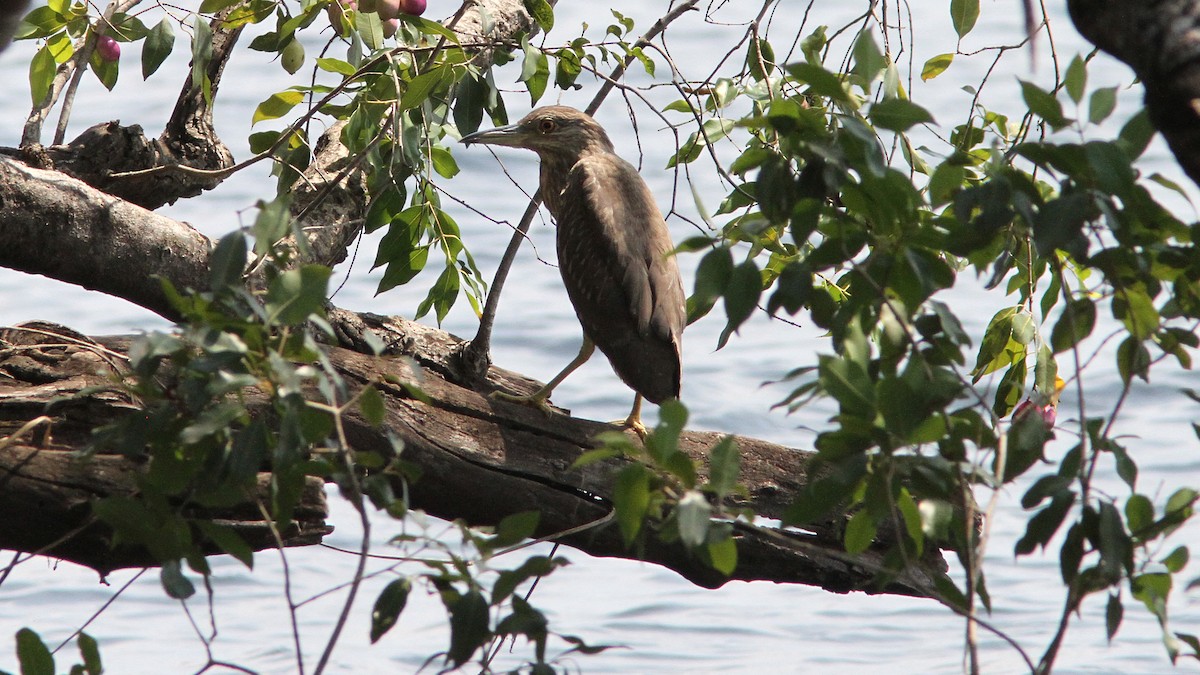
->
460;106;615;161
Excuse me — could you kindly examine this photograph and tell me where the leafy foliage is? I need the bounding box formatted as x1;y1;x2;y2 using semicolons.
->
9;0;1200;672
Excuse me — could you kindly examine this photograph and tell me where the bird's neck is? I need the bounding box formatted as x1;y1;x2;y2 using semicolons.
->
538;140;614;218
539;152;583;219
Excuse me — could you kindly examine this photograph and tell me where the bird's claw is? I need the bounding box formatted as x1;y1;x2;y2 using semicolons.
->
613;415;649;439
490;390;557;416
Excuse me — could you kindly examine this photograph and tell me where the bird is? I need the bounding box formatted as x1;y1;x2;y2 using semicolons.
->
460;105;686;435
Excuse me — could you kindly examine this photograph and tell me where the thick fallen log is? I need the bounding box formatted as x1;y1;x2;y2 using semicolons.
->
0;320;947;597
0;446;330;575
0;322;329;575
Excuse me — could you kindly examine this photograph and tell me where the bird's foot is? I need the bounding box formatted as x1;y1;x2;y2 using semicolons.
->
615;414;649;440
489;390;557;416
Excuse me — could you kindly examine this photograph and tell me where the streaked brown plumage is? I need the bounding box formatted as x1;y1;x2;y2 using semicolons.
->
461;106;685;431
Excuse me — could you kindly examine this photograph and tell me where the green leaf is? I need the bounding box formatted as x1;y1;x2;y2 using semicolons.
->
190;15;213;99
785;62;853;106
16;6;66;40
316;58;355;79
266;265;332;325
447;590;490;667
851;31;885;83
1064;54;1086;104
896;488;924;554
208;231;248;290
370;578;411;643
160;559;196;599
397;14;462;43
248;130;279;154
399;67;448;111
453;74;487;135
1125;493;1154;534
1116;337;1150;385
1050;298;1096;353
492;556;560;604
1019;79;1069;130
1011;309;1035;345
950;0;980;38
519;37;549;104
1112;288;1159;340
1106;593;1124;641
359;384;386;426
971;306;1018;379
920;53;953;81
613;464;651;545
720;259;762;347
1163;546;1189;573
15;628;54;675
45;31;72;64
706;436;739;500
355;10;384;50
1118;109;1155;161
1089;86;1118;124
199;0;241;11
1167;487;1197;516
1003;409;1051;482
490;510;540;548
89;47;119;91
142;18;175;79
252;90;305;125
523;0;554;32
869;98;935;132
689;246;733;322
706;534;738;575
415;264;460;324
844;509;876;554
746;37;775;81
819;354;876;418
367;187;409;236
29;44;55;105
1035;345;1058;397
195;521;254;569
378;247;430;294
1015;494;1074;555
252;195;291;255
77;632;101;675
430;147;460;179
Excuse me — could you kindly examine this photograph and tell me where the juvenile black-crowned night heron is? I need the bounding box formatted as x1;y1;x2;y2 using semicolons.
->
461;105;686;434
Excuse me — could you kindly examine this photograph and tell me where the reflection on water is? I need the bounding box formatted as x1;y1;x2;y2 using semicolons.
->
1;2;1198;673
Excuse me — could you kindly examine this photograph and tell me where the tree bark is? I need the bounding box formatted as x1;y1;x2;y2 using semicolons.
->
0;157;212;321
0;322;329;576
0;320;945;596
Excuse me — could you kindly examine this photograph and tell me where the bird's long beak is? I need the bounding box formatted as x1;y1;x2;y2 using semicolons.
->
460;123;526;147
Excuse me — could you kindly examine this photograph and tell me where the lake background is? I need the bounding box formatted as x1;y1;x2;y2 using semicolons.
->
2;1;1199;673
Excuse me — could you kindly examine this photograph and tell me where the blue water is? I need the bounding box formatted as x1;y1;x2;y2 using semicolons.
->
2;2;1199;673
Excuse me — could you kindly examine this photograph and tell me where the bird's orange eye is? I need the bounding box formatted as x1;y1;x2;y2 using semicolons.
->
538;119;557;133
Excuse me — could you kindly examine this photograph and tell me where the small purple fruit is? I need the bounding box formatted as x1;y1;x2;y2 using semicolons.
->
96;35;120;62
400;0;426;16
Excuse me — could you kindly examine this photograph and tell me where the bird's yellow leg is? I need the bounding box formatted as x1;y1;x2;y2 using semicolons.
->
491;338;595;414
620;394;648;439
